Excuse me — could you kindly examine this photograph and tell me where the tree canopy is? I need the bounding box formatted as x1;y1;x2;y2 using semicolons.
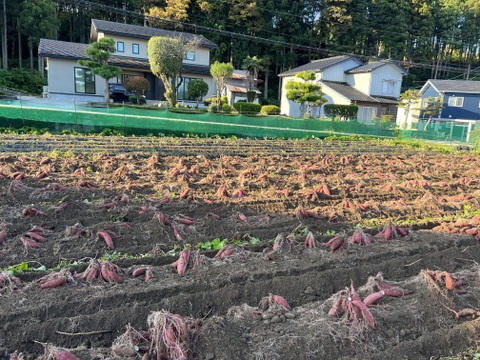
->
78;38;121;103
286;71;326;117
187;79;209;108
210;61;234;102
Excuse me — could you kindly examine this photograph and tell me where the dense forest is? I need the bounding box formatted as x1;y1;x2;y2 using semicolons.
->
1;0;480;99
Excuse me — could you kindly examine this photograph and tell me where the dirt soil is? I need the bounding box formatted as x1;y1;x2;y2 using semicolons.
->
1;136;480;360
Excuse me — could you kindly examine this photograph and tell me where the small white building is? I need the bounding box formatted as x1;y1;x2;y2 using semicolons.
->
38;19;218;104
278;55;407;121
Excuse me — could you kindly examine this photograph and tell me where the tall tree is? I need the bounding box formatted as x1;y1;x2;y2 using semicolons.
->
78;38;121;103
242;55;263;91
147;0;192;21
210;61;234;102
1;0;7;69
286;71;326;117
148;36;189;106
19;0;59;71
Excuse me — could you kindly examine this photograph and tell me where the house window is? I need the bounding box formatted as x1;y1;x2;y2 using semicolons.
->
74;67;95;94
448;96;464;107
132;43;139;54
117;42;124;52
184;51;195;61
382;81;395;95
357;106;377;123
177;77;200;101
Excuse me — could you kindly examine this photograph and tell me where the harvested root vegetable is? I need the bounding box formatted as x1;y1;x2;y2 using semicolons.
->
304;231;317;248
232;188;247;198
65;222;86;238
207;212;221;220
77;180;98;189
348;229;374;246
22;207;48;217
100;261;124;283
363;291;385;306
37;343;79;360
76;259;101;282
259;293;291;311
294;206;318;219
152;212;170;226
192;250;205;270
132;267;153;282
216;185;230;198
146;310;202;360
19;236;41;249
111;324;150;359
0;228;7;244
373;272;407;297
214;244;237;260
375;222;408;241
36;269;72;289
272;233;296;252
327;284;375;329
321;235;345;252
171;249;191;276
97;231;115;250
172;223;183;241
0;271;23;293
238;213;250;225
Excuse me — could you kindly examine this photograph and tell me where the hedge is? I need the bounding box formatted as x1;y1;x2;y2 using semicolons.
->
260;105;281;115
233;102;261;115
324;104;359;120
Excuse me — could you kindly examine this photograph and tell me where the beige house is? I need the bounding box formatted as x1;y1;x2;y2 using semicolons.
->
225;70;261;105
38;19;218;103
278;55;407;121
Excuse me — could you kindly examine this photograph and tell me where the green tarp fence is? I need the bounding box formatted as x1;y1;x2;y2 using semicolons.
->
0;99;476;143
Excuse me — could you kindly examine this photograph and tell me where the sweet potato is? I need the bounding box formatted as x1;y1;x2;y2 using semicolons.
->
26;231;46;243
19;236;41;248
40;276;66;289
54;351;79;360
0;229;6;244
363;291;385;306
97;231;115;250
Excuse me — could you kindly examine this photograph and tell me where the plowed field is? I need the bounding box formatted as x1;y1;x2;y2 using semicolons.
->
1;135;480;360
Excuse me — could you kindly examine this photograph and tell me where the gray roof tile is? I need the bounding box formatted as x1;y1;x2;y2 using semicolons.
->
38;39;211;75
346;61;407;75
320;81;398;104
92;19;217;49
427;79;480;93
278;55;358;77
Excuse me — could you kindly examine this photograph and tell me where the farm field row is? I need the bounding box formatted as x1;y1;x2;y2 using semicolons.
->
0;137;479;359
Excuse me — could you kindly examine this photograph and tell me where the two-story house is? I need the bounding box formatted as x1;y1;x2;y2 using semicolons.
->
416;79;480;122
38;19;217;103
278;55;407;121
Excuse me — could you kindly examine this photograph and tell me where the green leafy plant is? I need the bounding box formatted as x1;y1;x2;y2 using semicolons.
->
260;105;280;115
197;238;227;250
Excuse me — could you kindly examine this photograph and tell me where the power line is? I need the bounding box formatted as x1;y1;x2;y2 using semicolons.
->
61;0;475;75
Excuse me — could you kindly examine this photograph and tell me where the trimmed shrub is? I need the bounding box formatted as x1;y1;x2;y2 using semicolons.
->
129;95;146;105
324;104;359;120
233;102;261;115
124;76;150;104
222;104;234;113
260;105;280;116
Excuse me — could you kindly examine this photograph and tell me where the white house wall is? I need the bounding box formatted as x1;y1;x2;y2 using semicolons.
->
321;58;360;81
319;84;351;117
99;32;211;66
280;75;301;117
346;73;371;96
46;58;104;102
369;65;403;99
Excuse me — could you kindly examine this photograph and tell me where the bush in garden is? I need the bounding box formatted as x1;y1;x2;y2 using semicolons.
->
233;102;261;115
324;104;358;120
129;95;146;105
124;76;150;104
260;105;280;116
222;104;234;113
187;79;209;108
0;68;46;94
